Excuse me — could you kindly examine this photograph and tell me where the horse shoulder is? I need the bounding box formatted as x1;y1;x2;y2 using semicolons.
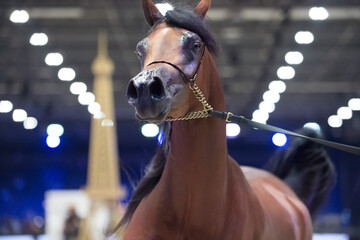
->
241;166;312;240
224;159;267;239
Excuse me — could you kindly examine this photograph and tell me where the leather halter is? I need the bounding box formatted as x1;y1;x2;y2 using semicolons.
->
146;45;213;121
146;44;206;84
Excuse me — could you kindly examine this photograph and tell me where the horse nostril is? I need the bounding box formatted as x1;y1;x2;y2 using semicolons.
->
127;80;138;102
149;77;166;101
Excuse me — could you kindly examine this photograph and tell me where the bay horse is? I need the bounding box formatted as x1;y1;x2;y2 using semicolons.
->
117;0;335;239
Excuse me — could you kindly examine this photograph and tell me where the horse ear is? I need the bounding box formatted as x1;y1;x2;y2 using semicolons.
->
194;0;211;18
142;0;162;26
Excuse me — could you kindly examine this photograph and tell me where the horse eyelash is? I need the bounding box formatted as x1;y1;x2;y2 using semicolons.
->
134;50;142;59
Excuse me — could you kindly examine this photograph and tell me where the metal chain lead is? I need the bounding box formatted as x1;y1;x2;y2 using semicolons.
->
166;82;213;122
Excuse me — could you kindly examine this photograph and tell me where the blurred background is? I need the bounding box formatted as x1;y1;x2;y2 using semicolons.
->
0;0;359;239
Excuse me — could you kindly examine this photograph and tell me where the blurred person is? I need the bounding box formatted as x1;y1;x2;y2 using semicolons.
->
63;206;80;240
0;214;22;235
23;210;42;236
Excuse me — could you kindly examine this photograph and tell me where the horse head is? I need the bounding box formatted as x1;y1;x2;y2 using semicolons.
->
126;0;213;124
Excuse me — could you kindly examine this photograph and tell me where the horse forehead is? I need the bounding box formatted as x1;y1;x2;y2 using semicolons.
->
150;25;193;45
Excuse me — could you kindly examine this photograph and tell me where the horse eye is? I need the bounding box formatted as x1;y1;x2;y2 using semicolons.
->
192;42;202;51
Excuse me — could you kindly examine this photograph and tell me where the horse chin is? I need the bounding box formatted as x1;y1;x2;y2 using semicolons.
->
135;108;169;125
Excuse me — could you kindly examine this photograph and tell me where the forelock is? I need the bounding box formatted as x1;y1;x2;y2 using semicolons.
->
151;7;219;55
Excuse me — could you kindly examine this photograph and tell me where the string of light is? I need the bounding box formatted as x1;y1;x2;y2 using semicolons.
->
8;9;106;147
249;7;345;147
0;100;38;130
328;98;360;128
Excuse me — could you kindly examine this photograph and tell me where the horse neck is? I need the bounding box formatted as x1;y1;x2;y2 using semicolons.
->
165;52;228;181
151;53;239;233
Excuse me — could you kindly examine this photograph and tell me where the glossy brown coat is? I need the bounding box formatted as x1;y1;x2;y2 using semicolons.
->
123;0;313;239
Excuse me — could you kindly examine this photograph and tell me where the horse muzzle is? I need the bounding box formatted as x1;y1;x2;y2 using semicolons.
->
126;68;171;123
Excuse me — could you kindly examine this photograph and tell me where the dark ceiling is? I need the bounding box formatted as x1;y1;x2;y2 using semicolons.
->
0;0;359;147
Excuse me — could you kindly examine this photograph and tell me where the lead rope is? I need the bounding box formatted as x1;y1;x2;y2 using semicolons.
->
165;82;213;121
148;45;360;155
209;110;360;156
166;81;360;156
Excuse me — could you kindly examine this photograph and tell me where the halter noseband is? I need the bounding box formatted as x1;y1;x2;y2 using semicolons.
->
146;44;206;83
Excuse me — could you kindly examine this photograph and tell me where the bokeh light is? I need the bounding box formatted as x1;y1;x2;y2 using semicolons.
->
10;10;29;23
226;123;241;138
309;7;329;21
295;31;314;44
0;100;13;113
277;66;295;80
46;135;61;148
263;91;280;104
47;124;64;137
58;68;76;81
88;102;101;115
12;109;27;122
141;123;159;137
70;82;87;95
259;101;275;113
252;109;269;123
30;33;48;46
268;80;286;93
78;92;95;105
303;122;321;133
155;3;174;16
348;98;360;111
285;51;304;65
23;117;38;130
337;106;352;120
328;115;343;128
272;133;288;147
45;53;63;66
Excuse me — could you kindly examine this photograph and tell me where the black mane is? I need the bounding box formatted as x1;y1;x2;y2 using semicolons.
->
156;7;219;55
112;122;171;231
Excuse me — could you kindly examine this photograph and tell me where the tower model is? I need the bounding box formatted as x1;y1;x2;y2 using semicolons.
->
77;31;125;240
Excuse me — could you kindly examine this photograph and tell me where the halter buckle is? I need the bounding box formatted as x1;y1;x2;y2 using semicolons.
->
225;112;233;122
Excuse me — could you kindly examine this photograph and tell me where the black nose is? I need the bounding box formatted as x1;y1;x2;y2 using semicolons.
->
127;69;172;121
126;79;139;103
149;76;166;100
126;76;166;104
